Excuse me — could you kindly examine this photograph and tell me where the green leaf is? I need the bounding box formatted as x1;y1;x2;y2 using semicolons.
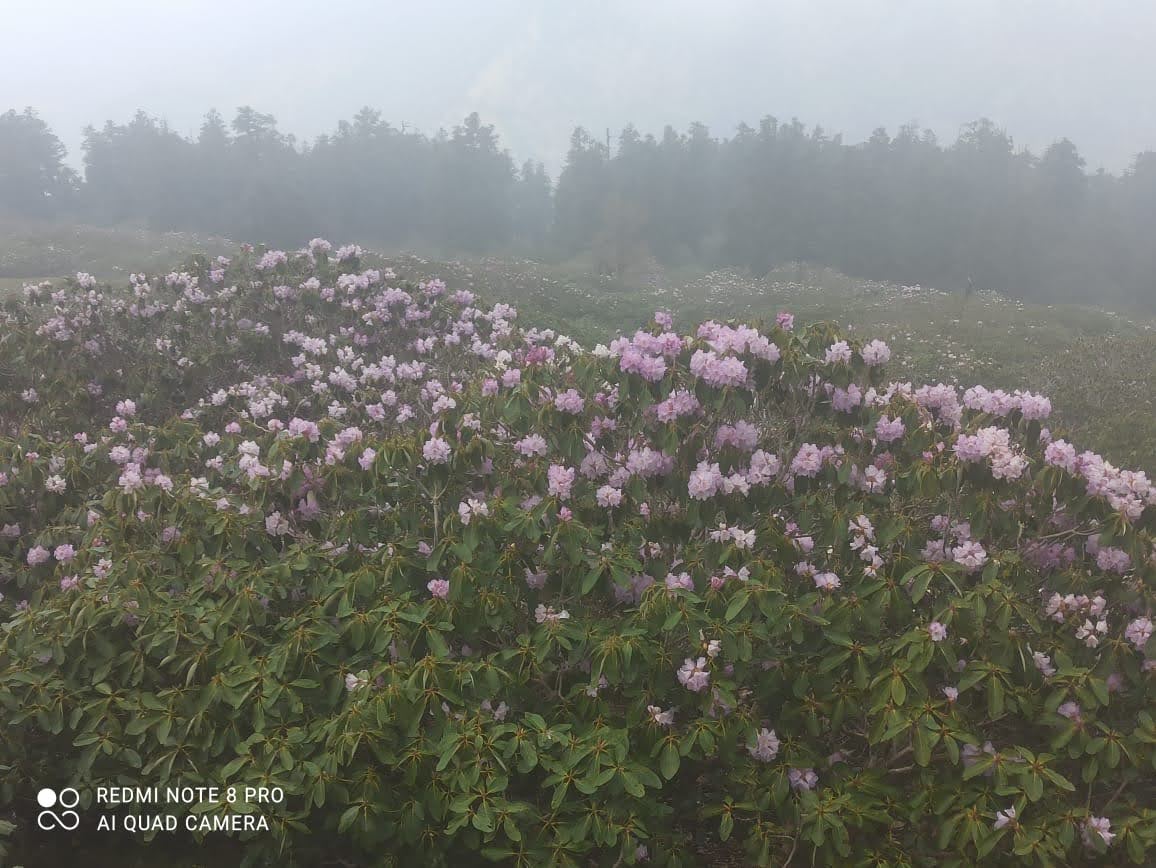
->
1041;767;1075;792
913;727;931;766
911;569;933;603
1089;678;1110;706
580;567;601;595
472;804;495;833
817;650;852;673
338;805;361;833
719;812;734;841
853;655;869;690
891;676;907;706
724;591;750;622
220;756;248;779
963;754;996;780
619;771;645;798
987;678;1005;717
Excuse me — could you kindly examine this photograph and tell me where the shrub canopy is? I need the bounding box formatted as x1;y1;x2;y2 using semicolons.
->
1;242;1155;866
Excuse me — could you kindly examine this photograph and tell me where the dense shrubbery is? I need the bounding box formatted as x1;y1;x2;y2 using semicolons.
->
1;244;1155;865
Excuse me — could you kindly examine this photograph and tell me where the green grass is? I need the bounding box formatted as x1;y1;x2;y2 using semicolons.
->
0;217;231;284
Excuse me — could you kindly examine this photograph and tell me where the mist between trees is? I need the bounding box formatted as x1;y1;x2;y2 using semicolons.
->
2;105;1155;309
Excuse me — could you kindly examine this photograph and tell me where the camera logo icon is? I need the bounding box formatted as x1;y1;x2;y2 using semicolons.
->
36;787;80;831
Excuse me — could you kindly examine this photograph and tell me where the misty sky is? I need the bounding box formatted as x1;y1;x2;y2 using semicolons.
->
4;0;1154;176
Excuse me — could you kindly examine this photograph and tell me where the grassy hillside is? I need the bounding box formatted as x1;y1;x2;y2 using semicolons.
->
2;220;1153;471
0;218;232;285
376;254;1156;472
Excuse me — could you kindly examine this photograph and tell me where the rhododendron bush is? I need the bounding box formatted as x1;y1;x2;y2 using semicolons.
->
1;243;1155;866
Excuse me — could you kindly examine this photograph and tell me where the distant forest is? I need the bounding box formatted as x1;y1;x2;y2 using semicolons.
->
2;105;1155;308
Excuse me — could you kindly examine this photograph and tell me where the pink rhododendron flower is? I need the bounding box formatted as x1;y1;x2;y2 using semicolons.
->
825;341;852;364
1083;817;1115;847
993;806;1016;830
788;767;819;791
547;464;576;500
677;657;710;692
861;339;891;366
648;705;675;726
1125;617;1153;650
689;350;748;388
687;461;723;500
345;672;368;693
665;572;694;593
1096;546;1131;574
814;572;841;591
458;498;489;525
515;434;548;457
952;540;988;573
1033;651;1056;677
876;415;906;443
534;604;570;624
791;443;824;478
748;728;780;762
553;389;585;414
423;437;452;464
596;485;623;507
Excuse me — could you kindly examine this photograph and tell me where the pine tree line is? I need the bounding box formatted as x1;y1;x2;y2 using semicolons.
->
2;106;1154;307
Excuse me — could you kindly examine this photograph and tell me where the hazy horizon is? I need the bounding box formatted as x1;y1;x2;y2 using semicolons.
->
3;0;1155;176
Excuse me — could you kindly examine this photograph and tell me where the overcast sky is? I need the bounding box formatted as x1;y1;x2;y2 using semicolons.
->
4;0;1153;176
